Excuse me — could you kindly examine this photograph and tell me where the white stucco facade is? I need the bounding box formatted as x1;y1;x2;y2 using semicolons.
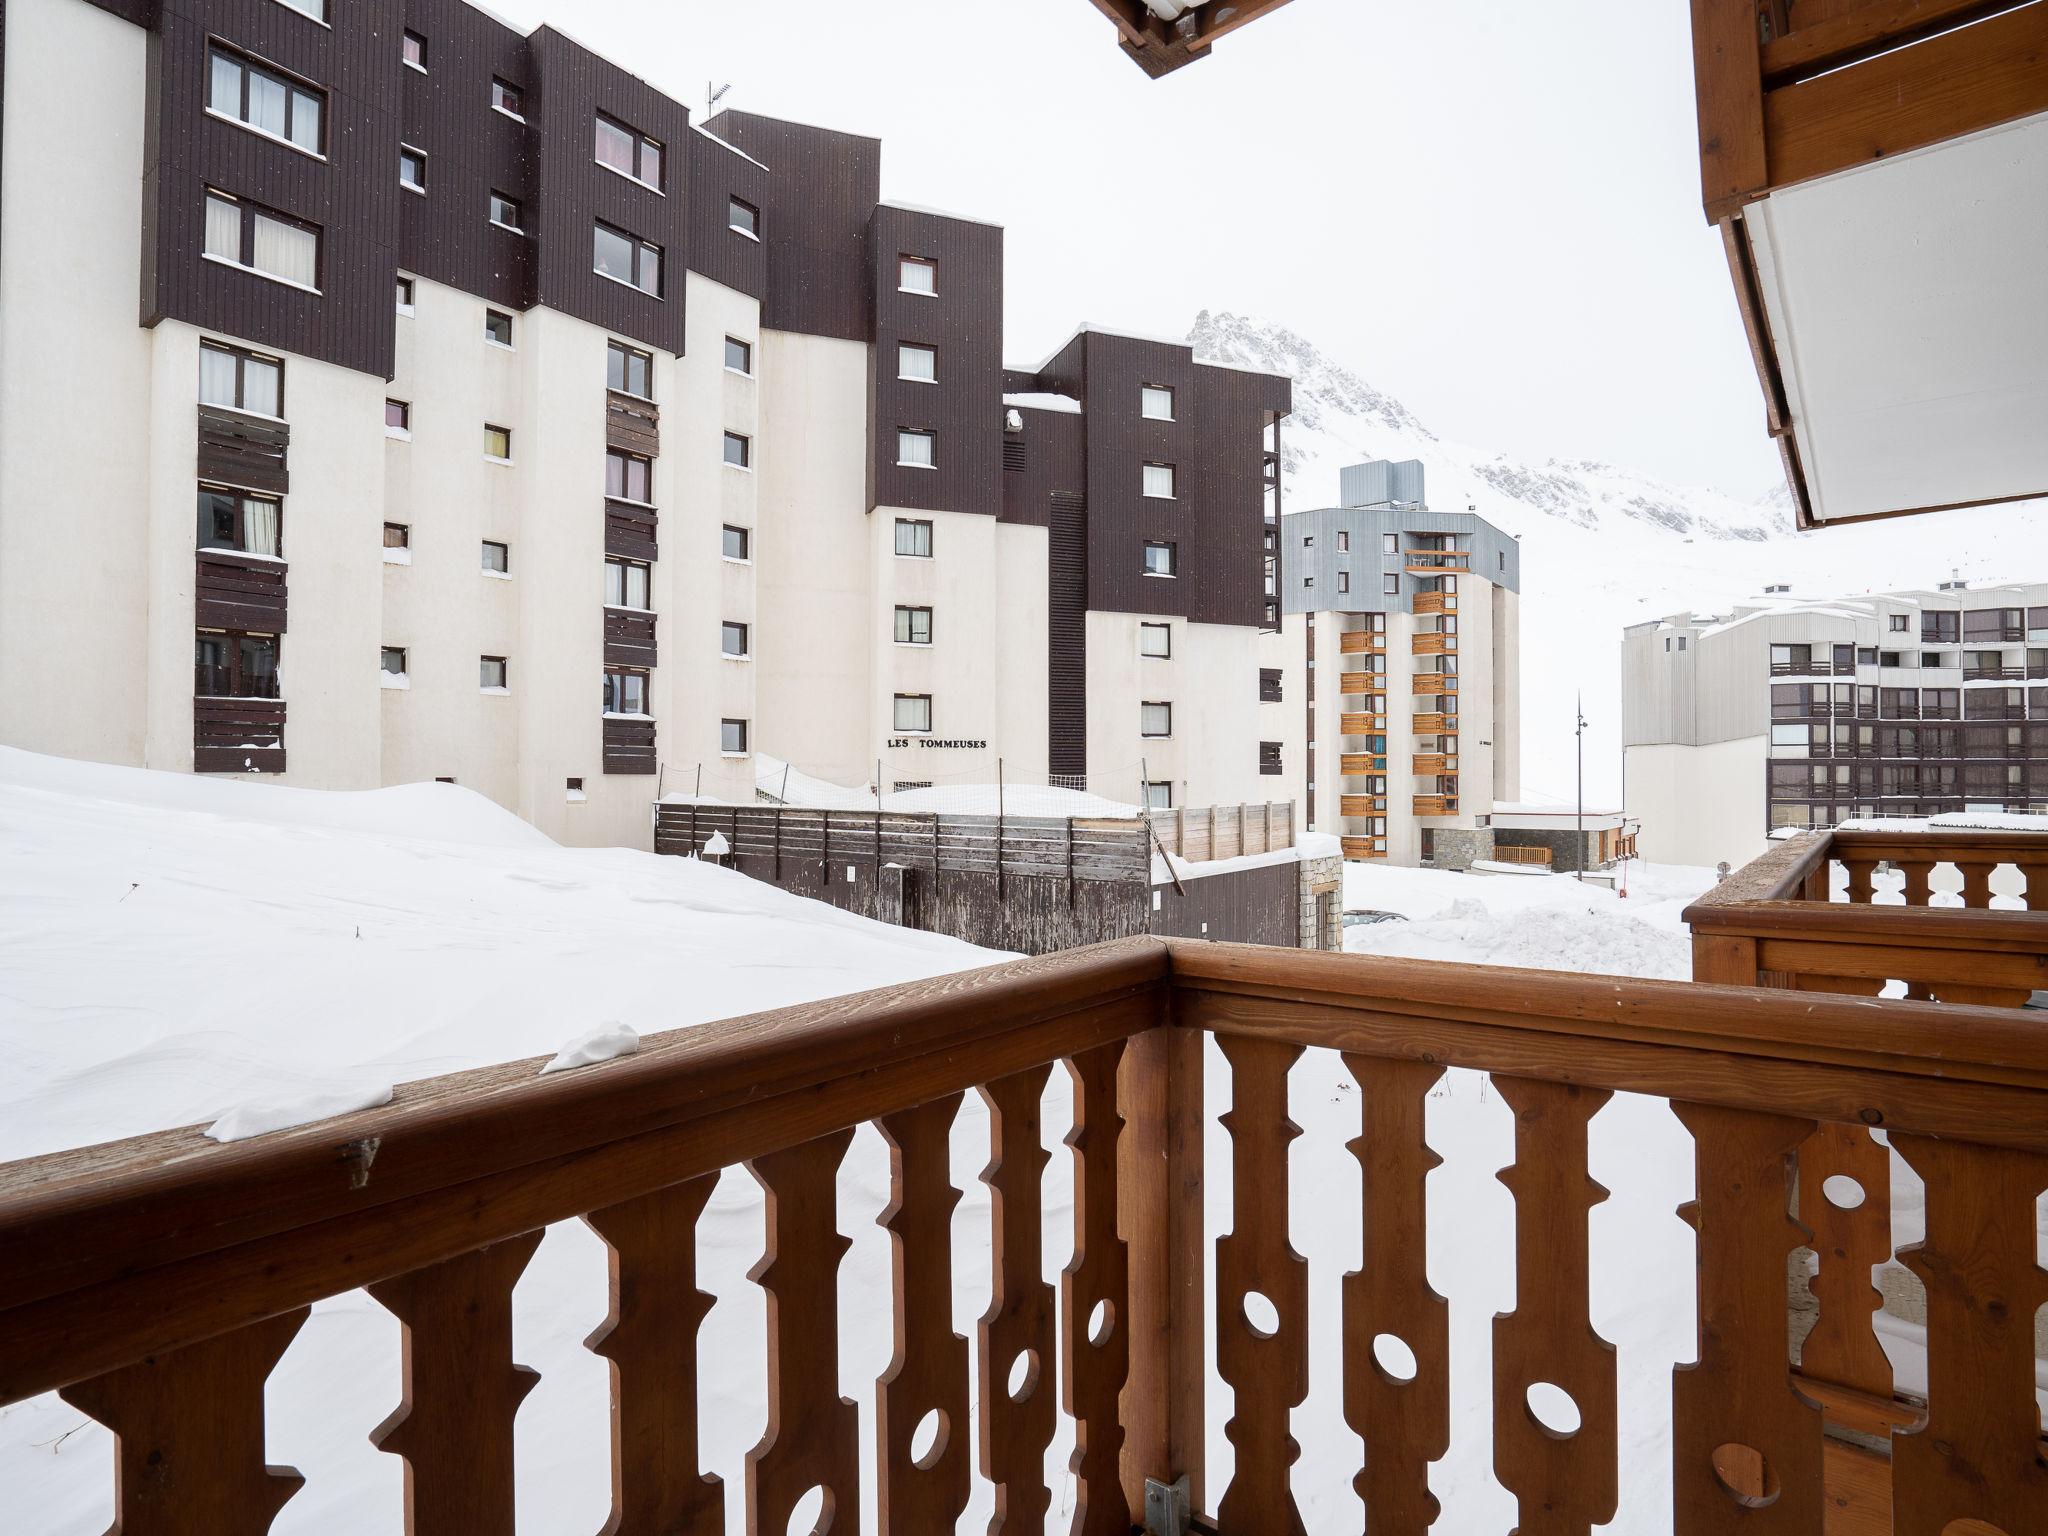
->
1625;736;1770;870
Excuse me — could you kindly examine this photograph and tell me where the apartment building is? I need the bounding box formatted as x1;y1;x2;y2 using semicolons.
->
0;0;1290;848
1622;583;2048;869
1269;460;1523;867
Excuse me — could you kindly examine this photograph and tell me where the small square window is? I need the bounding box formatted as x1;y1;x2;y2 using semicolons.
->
1141;701;1172;738
1383;573;1400;596
1143;541;1176;577
491;78;524;117
723;431;751;469
480;655;507;690
481;540;509;573
381;646;408;675
488;191;523;233
1337;531;1350;552
566;776;585;801
382;523;409;549
384;399;410;433
894;606;933;645
897;428;935;468
607;340;652;397
894;518;933;557
1143;463;1175;499
395;275;415;312
899;343;936;383
721;621;750;659
728;197;759;238
721;718;748;755
484;309;513;347
893;694;933;733
1141;385;1174;420
483;424;512;461
899;255;936;294
1889;614;1909;632
1143;781;1172;810
724;336;753;375
399;147;426;191
402;30;427;70
1140;622;1171;658
1338;571;1350;595
722;524;751;561
1383;532;1399;555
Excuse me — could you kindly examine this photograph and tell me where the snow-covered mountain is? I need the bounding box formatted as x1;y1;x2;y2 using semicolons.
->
1190;310;2048;806
1191;309;1777;541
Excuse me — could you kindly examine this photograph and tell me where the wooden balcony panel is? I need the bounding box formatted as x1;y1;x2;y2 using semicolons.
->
1337;673;1385;696
1338;632;1387;655
1411;795;1459;816
1410;674;1460;696
1339;795;1383;819
603;608;658;669
605;500;659;563
605;390;660;457
1339;753;1384;776
197;405;289;496
603;715;657;776
196;551;288;635
1340;837;1387;860
1413;592;1458;615
193;696;286;775
1411;634;1457;657
1338;714;1385;736
1411;755;1456;777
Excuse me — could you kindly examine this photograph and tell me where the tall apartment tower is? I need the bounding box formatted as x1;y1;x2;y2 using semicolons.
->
1272;461;1522;867
0;0;1289;847
1622;583;2048;869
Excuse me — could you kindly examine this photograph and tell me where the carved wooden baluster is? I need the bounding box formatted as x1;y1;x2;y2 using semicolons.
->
1898;859;1934;906
1671;1104;1822;1534
582;1177;724;1535
1791;1122;1892;1400
1062;1041;1130;1536
978;1065;1057;1536
1888;1135;2048;1536
2019;859;2048;911
368;1231;544;1535
1957;859;1995;909
746;1130;860;1536
1840;857;1876;904
1491;1077;1618;1536
876;1094;970;1534
60;1309;310;1536
1342;1054;1449;1534
1214;1037;1308;1535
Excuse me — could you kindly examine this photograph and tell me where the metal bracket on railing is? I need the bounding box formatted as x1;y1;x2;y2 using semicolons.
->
1144;1475;1192;1536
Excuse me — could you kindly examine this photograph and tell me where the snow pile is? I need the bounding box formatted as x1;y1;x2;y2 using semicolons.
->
206;1080;395;1144
1842;810;2048;834
540;1023;641;1075
1351;895;1694;981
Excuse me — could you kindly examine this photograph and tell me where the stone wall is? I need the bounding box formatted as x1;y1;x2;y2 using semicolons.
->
1298;854;1342;950
1423;826;1494;872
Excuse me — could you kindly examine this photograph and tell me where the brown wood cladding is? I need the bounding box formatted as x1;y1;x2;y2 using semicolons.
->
195;551;288;634
193;696;286;775
604;390;658;456
868;206;1003;518
603;500;657;562
603;608;657;669
1001;405;1085;529
197;405;289;494
683;125;767;303
1048;491;1090;780
602;716;656;775
702;111;880;342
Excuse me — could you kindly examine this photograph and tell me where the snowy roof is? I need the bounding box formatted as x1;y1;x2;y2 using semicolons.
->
691;123;769;172
1004;391;1082;415
880;199;1003;229
1152;831;1339;886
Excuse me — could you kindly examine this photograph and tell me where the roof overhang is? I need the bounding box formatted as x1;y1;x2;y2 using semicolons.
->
1083;0;1297;76
1692;0;2048;528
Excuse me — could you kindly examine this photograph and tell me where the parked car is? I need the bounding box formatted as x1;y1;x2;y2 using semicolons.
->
1341;909;1408;929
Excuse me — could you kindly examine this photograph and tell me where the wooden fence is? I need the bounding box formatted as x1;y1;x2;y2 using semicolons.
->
1145;800;1295;863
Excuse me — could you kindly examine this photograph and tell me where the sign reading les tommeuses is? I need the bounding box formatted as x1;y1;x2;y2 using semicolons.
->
886;738;989;750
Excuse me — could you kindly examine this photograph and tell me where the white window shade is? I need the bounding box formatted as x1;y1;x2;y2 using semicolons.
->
198;347;237;408
899;257;935;294
204;195;240;260
1143;463;1175;498
1141;703;1171;737
893;695;932;732
253;213;315;287
1141;386;1174;420
899;344;936;382
898;430;935;468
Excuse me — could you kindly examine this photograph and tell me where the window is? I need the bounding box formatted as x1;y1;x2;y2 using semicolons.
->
484;309;513;347
1338;572;1351;595
724;336;752;375
1143;463;1175;499
384;399;410;435
1337;531;1350;553
899;255;936;294
727;196;759;238
402;30;427;70
273;0;325;20
604;559;650;610
396;275;415;313
198;341;282;417
195;630;280;698
722;525;751;562
483;424;512;462
1140;623;1171;658
897;429;935;468
1259;741;1283;776
1141;385;1175;420
1383;533;1398;555
1304;576;1315;589
591;221;661;294
899;343;936;383
607;340;652;397
383;523;409;549
566;777;585;801
894;694;933;733
196;487;282;558
1259;668;1283;703
488;191;523;233
481;540;509;574
719;622;750;659
1143;541;1177;577
606;450;651;502
721;718;748;755
207;45;323;154
604;669;649;716
894;518;933;558
1383;573;1400;596
723;432;751;469
203;191;318;289
1890;614;1909;632
1141;702;1172;738
491;78;524;118
1303;536;1314;548
480;656;507;690
399;146;426;192
380;646;408;677
1143;781;1172;810
894;606;933;645
594;114;663;189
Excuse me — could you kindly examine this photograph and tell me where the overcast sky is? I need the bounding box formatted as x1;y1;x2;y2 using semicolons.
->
491;0;1782;498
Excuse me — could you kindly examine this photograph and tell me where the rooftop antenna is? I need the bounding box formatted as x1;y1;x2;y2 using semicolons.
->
707;81;731;119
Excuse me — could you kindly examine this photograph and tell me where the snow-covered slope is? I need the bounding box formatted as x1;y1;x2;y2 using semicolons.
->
1191;311;2048;803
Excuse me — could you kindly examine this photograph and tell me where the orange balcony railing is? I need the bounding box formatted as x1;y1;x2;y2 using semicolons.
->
1412;794;1459;816
1338;630;1386;655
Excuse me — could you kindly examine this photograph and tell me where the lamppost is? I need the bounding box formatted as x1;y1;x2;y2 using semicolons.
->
1575;693;1587;883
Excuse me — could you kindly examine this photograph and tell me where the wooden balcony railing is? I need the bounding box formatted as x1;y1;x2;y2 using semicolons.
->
1412;712;1455;734
1411;633;1456;656
1411;673;1459;695
1337;671;1384;695
1337;630;1385;655
8;940;2046;1532
1338;712;1384;736
1412;794;1458;816
1413;591;1456;615
1338;794;1385;818
1403;549;1470;572
1411;753;1455;776
1339;836;1385;859
1490;844;1552;867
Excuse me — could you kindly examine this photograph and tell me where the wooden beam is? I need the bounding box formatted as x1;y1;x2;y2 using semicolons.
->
1692;0;1772;219
1762;0;2031;82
